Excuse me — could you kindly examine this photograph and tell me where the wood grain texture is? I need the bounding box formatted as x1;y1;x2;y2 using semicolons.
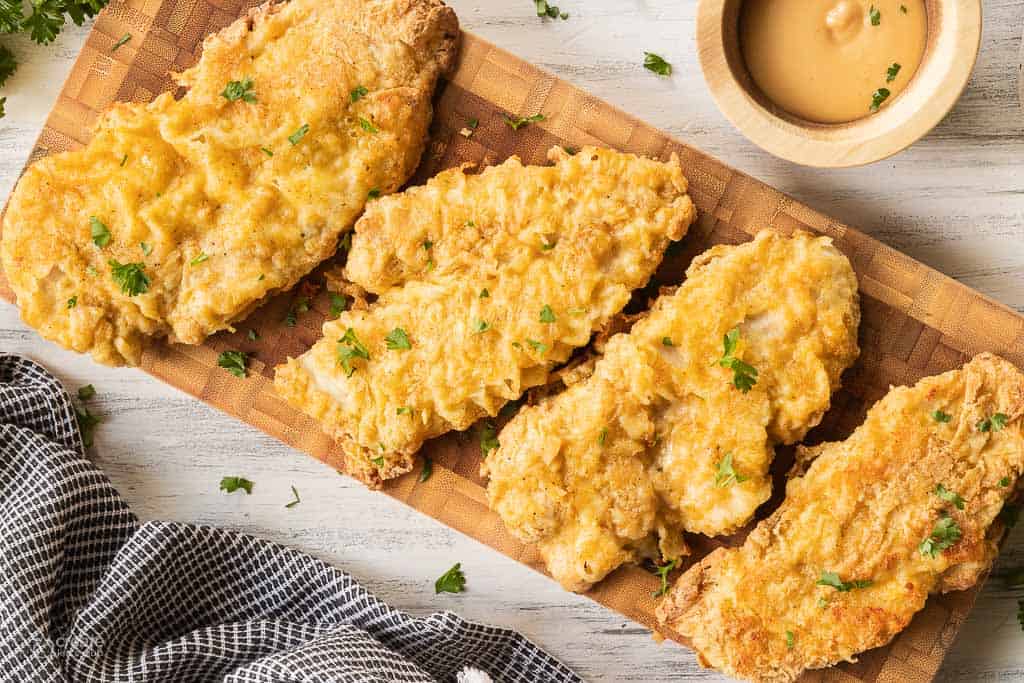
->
0;2;1023;682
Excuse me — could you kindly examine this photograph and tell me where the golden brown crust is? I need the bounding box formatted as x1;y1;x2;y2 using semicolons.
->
657;353;1024;683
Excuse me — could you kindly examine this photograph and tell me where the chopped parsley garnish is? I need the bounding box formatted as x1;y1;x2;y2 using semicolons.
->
480;422;500;457
919;513;962;557
534;0;568;20
77;384;95;401
397;406;412;415
385;327;412;350
527;339;549;354
886;63;901;83
978;413;1009;432
423;239;434;250
329;293;349;318
869;5;881;25
539;305;556;323
221;78;256;103
935;484;965;510
541;240;556;251
714;453;747;487
816;571;873;592
350;85;368;102
716;327;758;393
419;457;433;483
288;123;309;145
260;146;274;157
284;485;300;508
247;329;259;341
931;409;952;423
75;406;100;447
217;350;247;378
1000;477;1011;487
435;563;466;594
190;252;209;266
643;52;672;76
473;319;491;334
650;558;677;597
111;33;131;51
90;216;111;247
503;112;545;130
358;117;378;134
467;117;479;130
108;260;149;296
870;87;891;112
336;328;370;377
564;146;578;155
479;288;490;298
662;337;674;347
372;455;385;466
598;427;608;446
67;296;77;309
367;188;381;199
219;476;253;494
140;242;152;256
284;296;310;327
785;630;795;649
120;154;128;166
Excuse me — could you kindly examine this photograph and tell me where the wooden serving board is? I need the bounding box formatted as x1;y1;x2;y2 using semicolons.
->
5;1;1023;680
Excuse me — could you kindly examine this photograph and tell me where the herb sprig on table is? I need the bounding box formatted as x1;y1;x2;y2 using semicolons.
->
0;0;112;118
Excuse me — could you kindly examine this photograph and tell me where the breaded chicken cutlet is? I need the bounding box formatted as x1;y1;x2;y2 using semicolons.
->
1;0;458;366
483;231;861;592
274;146;697;486
657;353;1024;683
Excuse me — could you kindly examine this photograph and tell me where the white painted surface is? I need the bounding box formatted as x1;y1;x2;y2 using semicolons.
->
1;2;1023;681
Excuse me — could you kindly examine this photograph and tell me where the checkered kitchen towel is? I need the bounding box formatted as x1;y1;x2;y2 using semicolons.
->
0;354;582;683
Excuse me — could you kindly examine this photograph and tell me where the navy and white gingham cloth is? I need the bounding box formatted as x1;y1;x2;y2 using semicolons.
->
0;354;582;683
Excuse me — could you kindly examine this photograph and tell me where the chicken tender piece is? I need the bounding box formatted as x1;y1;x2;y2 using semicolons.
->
657;353;1024;683
483;231;861;592
1;0;458;366
275;147;697;486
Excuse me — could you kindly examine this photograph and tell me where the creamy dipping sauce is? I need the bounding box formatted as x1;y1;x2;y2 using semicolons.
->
740;0;927;124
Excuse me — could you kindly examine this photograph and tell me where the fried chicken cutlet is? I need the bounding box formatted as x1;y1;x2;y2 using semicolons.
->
657;353;1024;683
274;146;697;486
483;231;861;592
1;0;458;366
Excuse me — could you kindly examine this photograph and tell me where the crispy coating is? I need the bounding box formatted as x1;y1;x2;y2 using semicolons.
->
657;353;1024;683
483;231;861;592
274;147;697;486
1;0;458;366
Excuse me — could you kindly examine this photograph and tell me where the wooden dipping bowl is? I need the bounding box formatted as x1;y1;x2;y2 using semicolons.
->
696;0;982;167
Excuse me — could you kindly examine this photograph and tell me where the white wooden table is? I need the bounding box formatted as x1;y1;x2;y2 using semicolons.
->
1;2;1023;680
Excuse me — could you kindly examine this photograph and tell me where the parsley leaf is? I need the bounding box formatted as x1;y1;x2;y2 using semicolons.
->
527;339;549;355
358;116;378;134
0;1;24;35
716;327;758;393
350;85;368;102
539;305;556;323
140;242;152;256
22;1;64;44
111;32;130;51
931;409;952;423
435;563;466;594
221;78;256;103
870;87;891;112
650;558;677;597
385;327;412;350
714;453;747;488
886;63;901;83
978;413;1010;432
479;288;490;299
285;485;300;508
785;630;795;649
467;118;479;130
643;51;672;76
90;216;110;247
869;5;881;25
66;296;77;309
397;406;412;415
190;252;209;266
473;319;491;334
598;427;608;446
77;384;95;401
284;296;310;327
534;0;568;19
217;350;247;378
480;422;500;457
108;259;149;296
367;188;380;199
75;405;100;447
329;293;349;318
419;457;433;483
662;337;674;347
919;513;962;557
816;571;873;592
219;476;253;494
935;483;965;510
336;328;370;377
288;123;309;145
999;477;1011;487
260;147;274;157
503;112;545;130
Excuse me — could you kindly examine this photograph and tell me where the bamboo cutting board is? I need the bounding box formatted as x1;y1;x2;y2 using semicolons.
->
4;1;1023;680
